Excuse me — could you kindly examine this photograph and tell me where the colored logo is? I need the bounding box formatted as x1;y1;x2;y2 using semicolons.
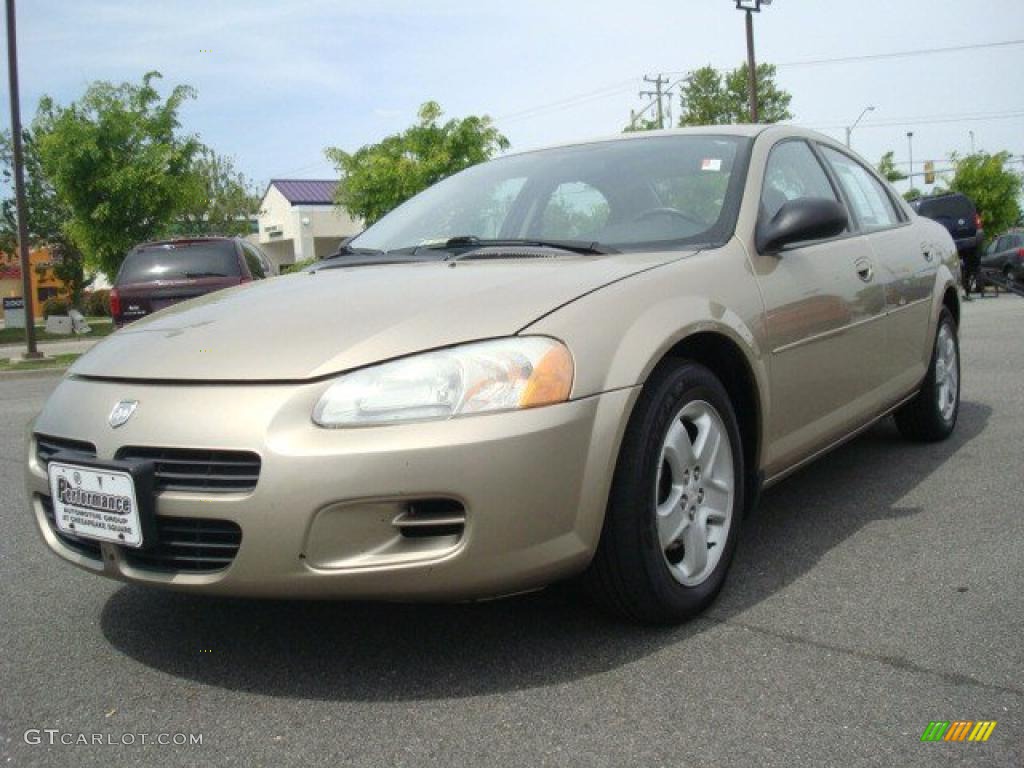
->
920;721;997;742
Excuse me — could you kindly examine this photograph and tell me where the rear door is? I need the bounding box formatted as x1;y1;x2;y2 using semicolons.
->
753;139;888;474
817;145;934;399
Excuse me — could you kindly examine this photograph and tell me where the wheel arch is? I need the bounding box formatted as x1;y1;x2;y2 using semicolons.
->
649;329;765;513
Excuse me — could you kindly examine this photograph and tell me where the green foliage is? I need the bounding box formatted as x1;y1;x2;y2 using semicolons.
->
877;151;907;183
282;257;316;274
0;128;92;306
42;296;70;317
83;289;111;317
677;63;793;126
948;151;1023;241
903;188;923;202
170;147;259;237
325;101;510;225
34;71;203;278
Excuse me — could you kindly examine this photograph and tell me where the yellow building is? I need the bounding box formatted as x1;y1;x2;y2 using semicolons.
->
0;247;70;320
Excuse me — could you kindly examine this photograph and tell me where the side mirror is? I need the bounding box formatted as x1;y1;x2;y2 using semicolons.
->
757;198;848;253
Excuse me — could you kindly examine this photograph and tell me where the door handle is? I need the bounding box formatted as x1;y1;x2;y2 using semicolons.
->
855;260;874;282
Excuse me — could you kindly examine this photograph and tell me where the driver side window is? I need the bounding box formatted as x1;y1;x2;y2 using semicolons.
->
761;140;839;221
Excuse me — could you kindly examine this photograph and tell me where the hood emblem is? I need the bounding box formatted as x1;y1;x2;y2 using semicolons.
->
108;400;138;429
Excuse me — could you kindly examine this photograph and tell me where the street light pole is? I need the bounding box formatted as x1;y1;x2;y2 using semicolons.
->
969;130;976;154
845;105;875;148
4;0;40;359
906;131;915;193
734;0;771;124
745;9;757;123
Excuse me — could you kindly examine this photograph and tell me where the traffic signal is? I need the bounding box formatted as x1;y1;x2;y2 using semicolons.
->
924;161;935;185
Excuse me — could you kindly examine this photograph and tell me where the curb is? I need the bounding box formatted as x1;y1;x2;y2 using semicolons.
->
0;367;68;381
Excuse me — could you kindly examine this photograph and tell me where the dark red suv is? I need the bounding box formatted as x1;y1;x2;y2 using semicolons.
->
111;237;274;326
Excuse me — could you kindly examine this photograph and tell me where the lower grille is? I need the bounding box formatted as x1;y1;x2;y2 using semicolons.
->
122;517;242;573
40;496;102;560
393;499;467;539
39;496;241;573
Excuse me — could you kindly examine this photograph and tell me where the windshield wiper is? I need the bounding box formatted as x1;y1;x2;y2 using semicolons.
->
183;271;229;278
424;236;618;257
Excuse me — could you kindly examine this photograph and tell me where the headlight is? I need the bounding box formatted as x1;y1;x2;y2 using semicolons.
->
312;337;574;427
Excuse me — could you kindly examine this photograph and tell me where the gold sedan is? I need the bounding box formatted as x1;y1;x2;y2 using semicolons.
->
26;126;961;624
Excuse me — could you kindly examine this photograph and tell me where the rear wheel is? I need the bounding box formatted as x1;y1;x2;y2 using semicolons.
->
894;308;959;442
585;361;744;624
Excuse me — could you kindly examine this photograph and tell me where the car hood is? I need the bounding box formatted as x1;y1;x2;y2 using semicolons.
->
72;254;684;382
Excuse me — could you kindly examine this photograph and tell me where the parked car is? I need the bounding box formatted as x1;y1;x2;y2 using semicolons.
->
110;237;274;326
910;193;984;257
981;228;1024;285
27;126;961;624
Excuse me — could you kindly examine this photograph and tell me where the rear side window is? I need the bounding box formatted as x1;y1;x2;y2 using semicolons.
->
820;146;900;230
117;241;241;284
914;195;975;221
761;140;839;221
242;244;268;279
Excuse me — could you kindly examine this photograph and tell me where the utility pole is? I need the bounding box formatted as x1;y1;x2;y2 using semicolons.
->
906;131;915;193
745;9;757;123
733;0;771;123
4;0;40;359
640;74;669;129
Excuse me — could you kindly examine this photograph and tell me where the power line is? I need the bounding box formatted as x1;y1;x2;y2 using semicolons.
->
494;79;637;123
776;38;1024;68
806;109;1024;131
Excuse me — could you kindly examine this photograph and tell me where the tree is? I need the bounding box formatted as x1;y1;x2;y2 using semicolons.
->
876;151;907;183
325;101;510;225
676;63;793;126
170;147;259;237
0;128;91;307
34;71;202;278
947;151;1022;241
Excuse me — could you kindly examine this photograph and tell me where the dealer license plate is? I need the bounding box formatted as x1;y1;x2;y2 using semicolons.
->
47;461;144;548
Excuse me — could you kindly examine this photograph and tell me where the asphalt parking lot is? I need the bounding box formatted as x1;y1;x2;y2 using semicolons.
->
1;296;1021;768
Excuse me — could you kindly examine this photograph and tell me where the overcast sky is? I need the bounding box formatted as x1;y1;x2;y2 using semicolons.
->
5;0;1023;193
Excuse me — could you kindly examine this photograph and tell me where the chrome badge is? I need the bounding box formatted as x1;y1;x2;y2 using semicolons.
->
108;400;138;429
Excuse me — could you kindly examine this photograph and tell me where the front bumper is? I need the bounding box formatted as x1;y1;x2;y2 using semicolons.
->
26;375;637;600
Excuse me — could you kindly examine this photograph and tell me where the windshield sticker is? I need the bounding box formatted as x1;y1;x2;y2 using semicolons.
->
701;158;722;172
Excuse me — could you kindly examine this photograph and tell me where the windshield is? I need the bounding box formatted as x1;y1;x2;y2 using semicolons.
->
349;134;751;255
117;242;241;283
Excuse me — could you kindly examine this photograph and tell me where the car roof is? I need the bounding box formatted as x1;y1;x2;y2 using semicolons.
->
498;123;825;161
133;237;239;250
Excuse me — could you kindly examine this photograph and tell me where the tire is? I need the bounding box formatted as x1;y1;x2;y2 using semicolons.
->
894;308;960;442
585;361;745;624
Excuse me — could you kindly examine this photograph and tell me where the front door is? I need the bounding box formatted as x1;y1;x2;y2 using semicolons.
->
750;139;888;476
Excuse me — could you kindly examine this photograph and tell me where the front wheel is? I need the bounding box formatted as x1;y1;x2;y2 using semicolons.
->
585;361;744;624
894;308;960;442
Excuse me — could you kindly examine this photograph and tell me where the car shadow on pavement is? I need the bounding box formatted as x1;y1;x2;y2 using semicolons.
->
100;401;990;702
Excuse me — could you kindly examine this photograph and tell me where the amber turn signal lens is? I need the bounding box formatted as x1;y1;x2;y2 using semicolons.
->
520;343;574;408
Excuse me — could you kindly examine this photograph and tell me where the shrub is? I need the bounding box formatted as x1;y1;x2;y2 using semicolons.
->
42;297;71;317
84;289;111;317
282;257;316;274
